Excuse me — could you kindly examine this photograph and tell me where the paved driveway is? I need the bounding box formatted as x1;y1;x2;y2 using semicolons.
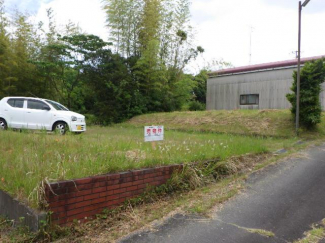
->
120;144;325;243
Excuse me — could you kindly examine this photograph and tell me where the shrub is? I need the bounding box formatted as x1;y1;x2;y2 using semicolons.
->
83;114;100;126
188;100;205;111
286;59;325;128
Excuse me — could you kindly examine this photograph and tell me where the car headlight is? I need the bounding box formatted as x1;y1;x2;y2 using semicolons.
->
71;116;77;122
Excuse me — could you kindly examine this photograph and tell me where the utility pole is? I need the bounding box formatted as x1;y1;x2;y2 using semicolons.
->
296;0;311;136
249;26;254;65
296;1;302;136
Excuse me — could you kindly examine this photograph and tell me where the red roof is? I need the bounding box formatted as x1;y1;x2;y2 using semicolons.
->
208;55;325;77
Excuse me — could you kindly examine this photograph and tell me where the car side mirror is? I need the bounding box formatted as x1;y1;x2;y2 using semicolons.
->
43;106;51;111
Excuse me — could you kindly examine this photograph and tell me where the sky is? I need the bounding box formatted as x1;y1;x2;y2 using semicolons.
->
4;0;325;72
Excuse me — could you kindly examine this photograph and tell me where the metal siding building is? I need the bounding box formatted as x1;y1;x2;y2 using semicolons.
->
207;56;325;110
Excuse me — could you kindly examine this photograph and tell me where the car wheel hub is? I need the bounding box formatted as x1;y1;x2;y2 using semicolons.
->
0;121;5;130
56;124;66;134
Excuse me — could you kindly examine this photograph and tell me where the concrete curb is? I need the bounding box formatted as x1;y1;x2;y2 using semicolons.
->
0;189;47;231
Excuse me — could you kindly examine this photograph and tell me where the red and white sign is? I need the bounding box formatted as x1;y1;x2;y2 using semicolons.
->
144;126;164;142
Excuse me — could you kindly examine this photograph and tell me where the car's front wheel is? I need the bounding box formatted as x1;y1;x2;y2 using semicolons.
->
53;122;68;135
0;118;7;131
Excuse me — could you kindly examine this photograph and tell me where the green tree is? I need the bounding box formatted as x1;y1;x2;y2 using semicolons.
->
80;35;142;122
35;35;84;109
10;10;43;97
104;0;142;57
138;0;162;52
0;0;13;97
286;59;325;128
192;70;208;104
103;0;205;114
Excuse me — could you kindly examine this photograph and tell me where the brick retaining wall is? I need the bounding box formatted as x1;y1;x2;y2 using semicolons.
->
45;165;182;225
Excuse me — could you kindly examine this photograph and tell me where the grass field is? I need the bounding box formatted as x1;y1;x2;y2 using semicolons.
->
128;109;325;138
1;126;296;208
1;109;325;208
1;109;325;242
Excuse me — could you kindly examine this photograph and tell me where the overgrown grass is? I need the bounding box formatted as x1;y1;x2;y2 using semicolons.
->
2;109;324;208
1;125;296;208
0;142;320;242
127;110;325;138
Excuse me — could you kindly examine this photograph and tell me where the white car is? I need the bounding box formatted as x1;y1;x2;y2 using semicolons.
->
0;97;86;134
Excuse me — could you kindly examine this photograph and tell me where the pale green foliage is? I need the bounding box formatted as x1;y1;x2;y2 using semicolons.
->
104;0;142;57
64;20;82;36
104;0;200;70
0;0;11;97
12;12;36;59
159;0;174;64
135;39;164;88
45;8;57;45
139;0;162;52
3;10;42;96
170;0;192;69
0;0;7;33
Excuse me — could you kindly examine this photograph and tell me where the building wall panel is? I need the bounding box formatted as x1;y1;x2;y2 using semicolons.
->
207;67;325;111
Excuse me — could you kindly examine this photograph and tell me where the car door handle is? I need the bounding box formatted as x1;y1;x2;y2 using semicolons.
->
4;110;8;111
27;112;31;113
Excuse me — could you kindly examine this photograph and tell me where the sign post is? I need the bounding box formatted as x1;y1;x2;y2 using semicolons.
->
144;126;164;149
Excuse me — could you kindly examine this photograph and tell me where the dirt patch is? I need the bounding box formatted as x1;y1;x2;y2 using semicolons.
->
230;153;272;174
125;150;146;161
112;150;146;162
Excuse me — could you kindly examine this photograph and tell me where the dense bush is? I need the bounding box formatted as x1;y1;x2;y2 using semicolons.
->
188;100;206;111
286;59;325;128
192;70;208;104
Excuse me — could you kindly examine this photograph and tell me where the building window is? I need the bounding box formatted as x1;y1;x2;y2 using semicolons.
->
240;94;259;105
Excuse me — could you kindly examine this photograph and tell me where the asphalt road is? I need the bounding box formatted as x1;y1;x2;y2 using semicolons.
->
119;144;325;243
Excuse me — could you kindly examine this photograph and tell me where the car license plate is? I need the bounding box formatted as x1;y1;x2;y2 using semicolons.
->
77;125;82;130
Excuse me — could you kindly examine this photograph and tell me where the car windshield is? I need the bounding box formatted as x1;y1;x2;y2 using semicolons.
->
45;100;69;111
